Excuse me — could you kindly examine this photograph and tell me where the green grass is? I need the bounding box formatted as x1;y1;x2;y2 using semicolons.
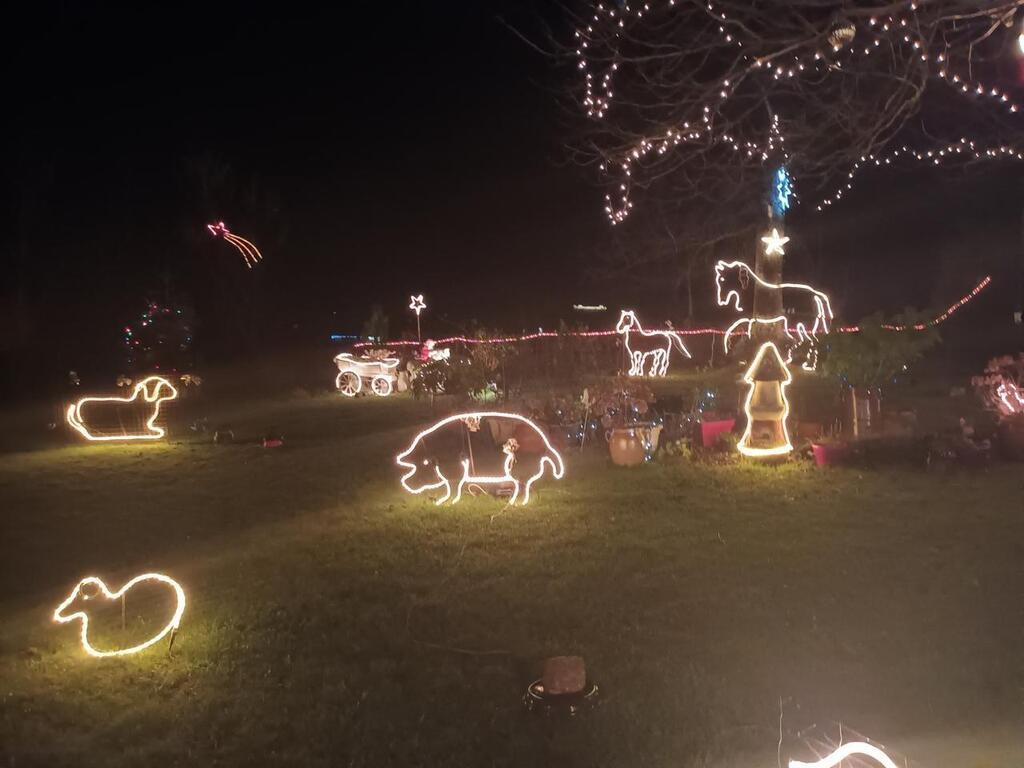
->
1;389;1023;767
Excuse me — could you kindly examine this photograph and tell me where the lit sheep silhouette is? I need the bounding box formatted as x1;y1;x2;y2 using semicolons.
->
66;376;178;441
53;573;186;657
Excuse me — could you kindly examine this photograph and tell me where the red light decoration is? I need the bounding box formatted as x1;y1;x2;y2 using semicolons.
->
207;221;263;269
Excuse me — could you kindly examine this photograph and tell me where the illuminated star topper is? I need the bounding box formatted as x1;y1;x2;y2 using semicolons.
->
207;221;263;269
409;294;426;316
761;227;790;256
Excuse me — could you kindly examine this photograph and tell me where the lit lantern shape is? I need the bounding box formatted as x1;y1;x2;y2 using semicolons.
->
789;741;899;768
334;352;400;397
396;412;565;506
615;310;692;377
737;342;793;457
53;573;186;657
66;376;178;442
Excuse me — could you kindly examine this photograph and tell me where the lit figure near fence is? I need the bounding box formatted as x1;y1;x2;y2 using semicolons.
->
615;310;692;377
66;376;178;441
53;573;186;657
715;260;833;371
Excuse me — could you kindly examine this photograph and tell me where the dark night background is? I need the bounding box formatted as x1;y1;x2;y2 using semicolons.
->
5;2;1023;398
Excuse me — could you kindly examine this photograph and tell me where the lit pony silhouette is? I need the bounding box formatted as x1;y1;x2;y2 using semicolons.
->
714;260;833;371
615;310;691;377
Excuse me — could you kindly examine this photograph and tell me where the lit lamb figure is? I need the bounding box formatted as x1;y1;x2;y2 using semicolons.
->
53;573;186;657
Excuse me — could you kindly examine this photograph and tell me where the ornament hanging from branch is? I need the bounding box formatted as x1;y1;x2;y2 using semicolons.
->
207;221;263;268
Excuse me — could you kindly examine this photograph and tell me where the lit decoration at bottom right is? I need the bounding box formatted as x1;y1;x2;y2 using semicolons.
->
789;741;899;768
737;341;793;457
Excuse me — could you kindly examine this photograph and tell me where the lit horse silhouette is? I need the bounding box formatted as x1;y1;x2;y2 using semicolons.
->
714;260;833;371
615;310;691;377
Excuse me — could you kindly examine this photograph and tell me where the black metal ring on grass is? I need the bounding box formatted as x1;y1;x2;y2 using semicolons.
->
522;680;599;715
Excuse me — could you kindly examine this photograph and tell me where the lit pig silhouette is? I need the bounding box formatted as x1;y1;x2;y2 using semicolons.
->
396;412;565;506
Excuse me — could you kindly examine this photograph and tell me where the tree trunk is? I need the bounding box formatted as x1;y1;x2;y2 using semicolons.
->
752;200;785;344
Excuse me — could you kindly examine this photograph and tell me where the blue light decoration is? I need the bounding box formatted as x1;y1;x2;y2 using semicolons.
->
770;166;793;218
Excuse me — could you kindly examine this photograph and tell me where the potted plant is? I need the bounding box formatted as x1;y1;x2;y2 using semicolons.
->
693;383;736;448
971;354;1024;460
821;310;940;437
591;378;660;466
810;433;849;467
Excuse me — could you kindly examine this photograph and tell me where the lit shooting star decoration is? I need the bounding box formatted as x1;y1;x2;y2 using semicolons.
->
789;741;899;768
409;294;426;342
207;221;263;269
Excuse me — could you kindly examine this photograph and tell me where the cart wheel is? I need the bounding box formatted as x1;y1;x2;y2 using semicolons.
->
371;376;393;397
337;371;361;397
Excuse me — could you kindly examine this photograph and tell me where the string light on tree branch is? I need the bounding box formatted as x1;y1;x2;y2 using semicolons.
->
815;140;1024;210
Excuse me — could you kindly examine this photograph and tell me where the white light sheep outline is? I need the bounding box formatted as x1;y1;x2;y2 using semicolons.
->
53;573;186;658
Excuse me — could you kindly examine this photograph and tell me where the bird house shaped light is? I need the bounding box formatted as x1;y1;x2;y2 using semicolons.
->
738;342;793;457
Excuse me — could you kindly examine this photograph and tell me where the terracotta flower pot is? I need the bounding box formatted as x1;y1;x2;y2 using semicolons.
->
607;427;653;466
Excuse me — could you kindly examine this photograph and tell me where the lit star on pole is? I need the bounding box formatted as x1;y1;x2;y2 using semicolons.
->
409;294;426;343
761;228;790;256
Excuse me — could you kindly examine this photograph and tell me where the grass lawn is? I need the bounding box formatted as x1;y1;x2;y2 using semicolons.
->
1;386;1022;767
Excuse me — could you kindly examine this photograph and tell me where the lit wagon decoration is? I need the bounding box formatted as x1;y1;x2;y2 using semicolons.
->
334;352;400;397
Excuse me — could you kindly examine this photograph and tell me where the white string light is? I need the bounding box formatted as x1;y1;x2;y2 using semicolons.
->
578;2;1023;225
53;573;186;658
66;376;178;442
615;309;692;376
790;741;899;768
815;139;1024;210
334;353;400;397
396;413;565;506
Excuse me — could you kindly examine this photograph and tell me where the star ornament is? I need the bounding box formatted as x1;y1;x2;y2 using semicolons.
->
761;228;790;256
409;295;426;316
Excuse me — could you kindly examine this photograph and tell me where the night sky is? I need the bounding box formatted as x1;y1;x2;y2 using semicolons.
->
6;2;1022;391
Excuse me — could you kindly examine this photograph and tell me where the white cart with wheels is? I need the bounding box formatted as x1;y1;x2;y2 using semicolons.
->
334;353;400;397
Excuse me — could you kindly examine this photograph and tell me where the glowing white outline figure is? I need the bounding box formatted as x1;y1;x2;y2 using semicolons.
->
396;412;565;506
761;227;790;255
615;310;692;376
715;260;833;371
66;376;179;442
789;741;899;768
53;573;186;658
334;353;400;397
409;295;426;315
737;342;793;457
207;221;263;268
